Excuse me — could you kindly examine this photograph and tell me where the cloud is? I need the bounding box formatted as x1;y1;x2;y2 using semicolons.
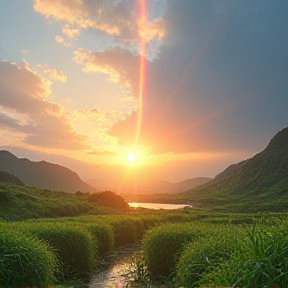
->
55;35;72;47
0;60;87;150
20;49;30;54
73;46;139;95
0;59;138;154
33;0;166;47
37;63;68;82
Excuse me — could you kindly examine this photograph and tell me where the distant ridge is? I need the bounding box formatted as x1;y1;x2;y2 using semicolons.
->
86;177;213;195
180;127;288;211
0;151;96;193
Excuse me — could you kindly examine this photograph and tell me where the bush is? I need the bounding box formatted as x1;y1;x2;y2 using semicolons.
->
142;223;210;278
23;223;96;280
84;222;114;254
89;190;130;210
174;225;243;287
109;217;145;247
203;218;288;288
0;224;59;287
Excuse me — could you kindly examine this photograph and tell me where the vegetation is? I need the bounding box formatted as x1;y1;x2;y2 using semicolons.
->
0;224;59;287
141;217;288;288
89;190;130;210
0;183;122;221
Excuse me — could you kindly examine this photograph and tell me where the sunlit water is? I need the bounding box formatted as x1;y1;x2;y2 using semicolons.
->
89;243;146;288
128;203;191;210
88;243;174;288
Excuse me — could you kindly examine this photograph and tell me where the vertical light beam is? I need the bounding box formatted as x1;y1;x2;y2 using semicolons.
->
135;0;147;147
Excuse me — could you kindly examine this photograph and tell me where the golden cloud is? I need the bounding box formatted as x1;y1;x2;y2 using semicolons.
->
0;60;86;150
33;0;166;46
37;63;68;82
55;35;72;47
73;47;139;95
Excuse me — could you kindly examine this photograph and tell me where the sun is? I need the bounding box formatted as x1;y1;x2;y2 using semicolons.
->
128;154;135;161
121;147;148;167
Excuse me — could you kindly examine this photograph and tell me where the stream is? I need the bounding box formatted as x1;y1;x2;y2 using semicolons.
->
87;242;174;288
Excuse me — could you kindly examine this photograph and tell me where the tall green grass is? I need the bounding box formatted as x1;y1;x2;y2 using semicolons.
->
0;224;59;287
202;218;288;288
142;222;213;278
11;222;97;280
174;225;244;287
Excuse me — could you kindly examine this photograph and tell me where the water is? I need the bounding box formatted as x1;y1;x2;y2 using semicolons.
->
128;202;191;210
89;243;143;288
88;243;174;288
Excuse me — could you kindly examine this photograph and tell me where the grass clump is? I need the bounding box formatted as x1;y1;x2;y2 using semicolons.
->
142;222;210;278
21;222;97;281
174;224;244;287
0;223;59;287
202;218;288;288
109;216;145;247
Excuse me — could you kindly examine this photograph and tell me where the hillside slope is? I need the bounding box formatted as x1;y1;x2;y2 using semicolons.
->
179;127;288;211
0;151;96;193
0;183;119;221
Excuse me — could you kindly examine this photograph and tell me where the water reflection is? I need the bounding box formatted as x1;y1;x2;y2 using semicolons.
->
89;243;173;288
89;243;143;288
129;203;190;210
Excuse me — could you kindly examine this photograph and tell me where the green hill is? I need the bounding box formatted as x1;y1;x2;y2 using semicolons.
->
0;183;123;221
179;127;288;212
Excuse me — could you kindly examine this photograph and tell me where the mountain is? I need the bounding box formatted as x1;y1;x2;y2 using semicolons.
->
0;151;96;193
179;127;288;211
86;177;212;195
0;171;24;186
215;160;248;180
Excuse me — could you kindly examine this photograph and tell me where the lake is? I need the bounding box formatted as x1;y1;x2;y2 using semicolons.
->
128;202;191;210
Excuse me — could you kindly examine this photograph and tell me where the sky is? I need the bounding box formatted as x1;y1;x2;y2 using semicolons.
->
0;0;287;183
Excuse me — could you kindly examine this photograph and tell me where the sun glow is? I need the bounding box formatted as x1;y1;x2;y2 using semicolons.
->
122;147;149;167
128;153;135;161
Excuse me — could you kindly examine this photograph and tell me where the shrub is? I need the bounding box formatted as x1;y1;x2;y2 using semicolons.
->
84;222;114;254
203;218;288;288
23;223;96;280
142;223;211;278
89;190;130;210
0;224;59;287
110;217;145;247
174;225;243;287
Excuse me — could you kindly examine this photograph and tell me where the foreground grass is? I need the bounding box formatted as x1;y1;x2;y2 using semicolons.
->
0;209;203;287
142;217;288;288
2;212;287;287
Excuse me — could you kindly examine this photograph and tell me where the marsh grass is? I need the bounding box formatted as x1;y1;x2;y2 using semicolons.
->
174;225;244;287
201;218;288;288
13;222;97;281
142;222;215;278
0;224;59;287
